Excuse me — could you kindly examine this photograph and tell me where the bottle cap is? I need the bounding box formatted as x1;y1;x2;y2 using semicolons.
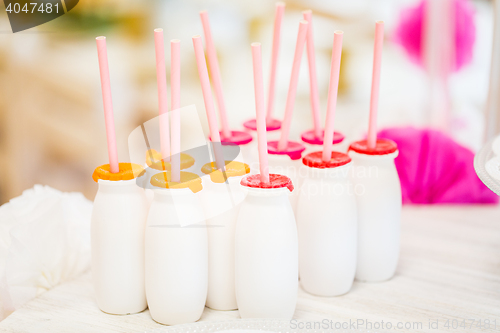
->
267;140;306;160
300;130;345;145
302;151;351;169
243;118;281;131
201;160;250;183
209;130;253;145
92;163;145;182
349;139;398;155
146;149;195;171
150;171;203;193
240;174;294;192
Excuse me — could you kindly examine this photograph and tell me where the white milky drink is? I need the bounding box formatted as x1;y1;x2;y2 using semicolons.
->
267;154;303;215
235;174;298;319
296;152;357;296
146;172;208;325
145;176;208;325
200;161;249;311
266;141;306;216
204;180;241;310
91;179;148;315
348;140;402;282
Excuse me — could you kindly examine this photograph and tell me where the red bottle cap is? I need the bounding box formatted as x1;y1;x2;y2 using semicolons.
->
243;118;281;131
348;139;398;155
300;129;345;145
267;141;306;160
302;151;351;169
240;174;294;192
209;130;253;145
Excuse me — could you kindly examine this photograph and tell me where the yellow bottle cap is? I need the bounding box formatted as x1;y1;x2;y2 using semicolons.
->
201;160;250;183
150;171;203;193
146;149;195;171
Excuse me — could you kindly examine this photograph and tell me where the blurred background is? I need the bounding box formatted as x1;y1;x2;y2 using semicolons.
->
0;0;493;203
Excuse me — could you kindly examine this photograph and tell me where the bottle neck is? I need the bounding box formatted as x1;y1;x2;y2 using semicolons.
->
97;179;141;193
152;187;197;201
267;153;302;167
243;186;291;198
305;162;352;180
348;150;398;166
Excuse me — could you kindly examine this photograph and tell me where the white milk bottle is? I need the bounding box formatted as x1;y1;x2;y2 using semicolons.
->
266;140;305;214
235;174;298;319
242;120;280;171
300;129;346;155
200;161;249;310
145;172;207;325
243;118;282;143
296;151;357;296
91;163;148;315
348;139;402;282
218;131;255;171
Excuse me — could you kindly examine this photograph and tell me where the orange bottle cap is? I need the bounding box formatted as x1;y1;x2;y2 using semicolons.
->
92;163;145;182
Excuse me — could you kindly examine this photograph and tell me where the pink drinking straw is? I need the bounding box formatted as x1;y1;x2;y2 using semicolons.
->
367;21;384;150
171;39;181;182
192;35;226;171
277;20;309;151
424;0;453;132
266;2;286;123
199;11;231;139
322;31;343;162
251;42;270;183
154;29;171;163
303;10;322;138
440;0;454;132
96;36;119;173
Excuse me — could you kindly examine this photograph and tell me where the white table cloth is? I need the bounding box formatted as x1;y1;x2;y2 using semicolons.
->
0;205;499;333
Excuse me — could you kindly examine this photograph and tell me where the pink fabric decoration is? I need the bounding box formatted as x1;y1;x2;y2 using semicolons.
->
378;127;498;204
394;0;476;71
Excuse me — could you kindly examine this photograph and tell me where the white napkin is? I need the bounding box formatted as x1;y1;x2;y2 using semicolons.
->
0;185;92;320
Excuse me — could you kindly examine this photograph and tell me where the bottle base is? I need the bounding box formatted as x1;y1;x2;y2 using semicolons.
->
150;311;203;326
99;305;148;316
355;273;395;283
300;283;353;297
205;303;238;311
238;310;295;320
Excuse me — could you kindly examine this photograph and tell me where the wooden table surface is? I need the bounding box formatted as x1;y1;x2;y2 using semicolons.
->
0;205;499;333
